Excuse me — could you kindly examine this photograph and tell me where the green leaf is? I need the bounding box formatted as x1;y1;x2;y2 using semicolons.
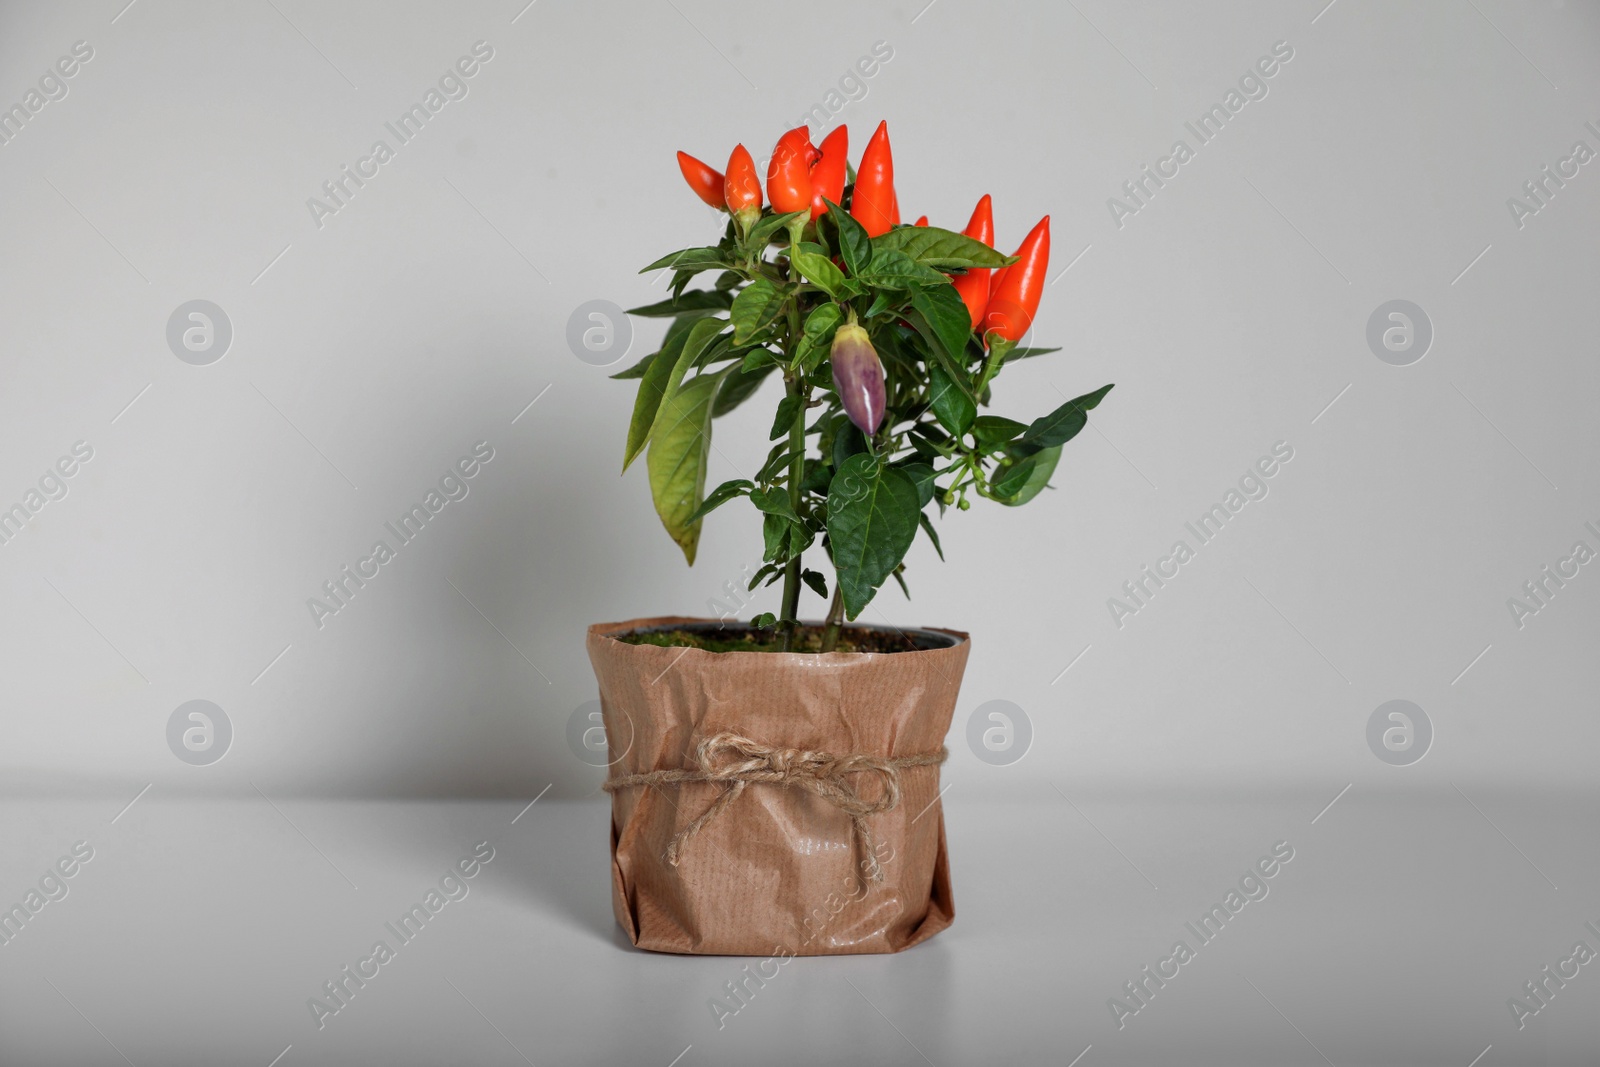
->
730;278;787;344
748;564;780;592
761;512;789;562
859;248;949;290
609;349;657;380
927;364;976;437
770;394;802;441
918;511;944;559
756;443;793;483
714;270;741;290
800;458;832;494
624;317;726;471
750;611;777;629
704;339;767;370
1005;345;1063;362
788;521;815;557
872;225;1015;269
626;289;733;317
671;269;693;301
685;478;753;525
971;415;1027;449
826;200;872;276
741;347;781;373
639;247;731;274
793;302;844;372
901;308;976;402
801;569;828;599
909;284;973;360
792;248;846;297
712;362;774;416
992;444;1062;506
896;461;936;508
827;453;921;620
661;311;715;354
746;209;809;250
1020;384;1115;449
622;331;683;470
654;319;729;417
748;486;801;523
831;416;867;470
646;374;718;564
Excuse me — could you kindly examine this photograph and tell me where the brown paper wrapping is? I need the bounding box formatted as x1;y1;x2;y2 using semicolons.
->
586;616;970;956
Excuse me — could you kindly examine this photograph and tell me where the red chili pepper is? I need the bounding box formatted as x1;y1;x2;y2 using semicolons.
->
913;215;928;226
676;151;725;210
951;194;994;330
891;190;902;226
766;127;816;215
849;120;896;237
808;126;848;220
723;144;762;230
983;215;1050;343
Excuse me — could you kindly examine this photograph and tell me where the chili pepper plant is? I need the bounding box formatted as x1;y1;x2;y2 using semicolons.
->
618;121;1113;652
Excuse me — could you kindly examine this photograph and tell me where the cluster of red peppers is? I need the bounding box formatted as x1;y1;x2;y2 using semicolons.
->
676;121;1050;347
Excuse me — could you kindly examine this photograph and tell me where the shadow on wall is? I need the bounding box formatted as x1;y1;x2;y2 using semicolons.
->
344;396;634;800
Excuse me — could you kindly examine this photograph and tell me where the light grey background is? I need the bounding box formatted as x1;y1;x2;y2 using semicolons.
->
2;0;1597;1063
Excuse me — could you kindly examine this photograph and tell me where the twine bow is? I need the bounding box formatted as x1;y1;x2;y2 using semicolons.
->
602;732;947;883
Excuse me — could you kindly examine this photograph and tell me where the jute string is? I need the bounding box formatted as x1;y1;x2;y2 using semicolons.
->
602;732;947;883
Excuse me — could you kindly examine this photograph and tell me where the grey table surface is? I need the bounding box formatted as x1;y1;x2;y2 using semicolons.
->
1;789;1592;1066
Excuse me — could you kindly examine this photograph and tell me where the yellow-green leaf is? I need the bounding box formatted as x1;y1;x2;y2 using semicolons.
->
792;249;845;297
622;334;680;472
624;317;725;471
647;374;719;564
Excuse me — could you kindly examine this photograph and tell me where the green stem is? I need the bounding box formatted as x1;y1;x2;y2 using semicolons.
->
820;583;845;652
975;343;1007;399
779;288;808;651
779;375;808;650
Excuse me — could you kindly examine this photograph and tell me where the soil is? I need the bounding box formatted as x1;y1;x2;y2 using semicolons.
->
617;624;944;654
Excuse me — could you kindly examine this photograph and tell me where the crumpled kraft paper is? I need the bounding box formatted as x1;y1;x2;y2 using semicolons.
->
586;616;971;956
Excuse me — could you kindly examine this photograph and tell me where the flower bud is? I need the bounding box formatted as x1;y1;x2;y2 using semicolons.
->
829;322;885;435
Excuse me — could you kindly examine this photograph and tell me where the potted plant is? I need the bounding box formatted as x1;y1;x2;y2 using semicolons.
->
587;120;1112;955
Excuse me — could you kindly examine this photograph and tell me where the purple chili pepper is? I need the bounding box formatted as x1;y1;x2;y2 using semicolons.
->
829;322;885;435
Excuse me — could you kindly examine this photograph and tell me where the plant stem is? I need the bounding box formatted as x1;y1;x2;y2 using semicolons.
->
779;279;808;652
820;583;844;652
779;373;807;650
